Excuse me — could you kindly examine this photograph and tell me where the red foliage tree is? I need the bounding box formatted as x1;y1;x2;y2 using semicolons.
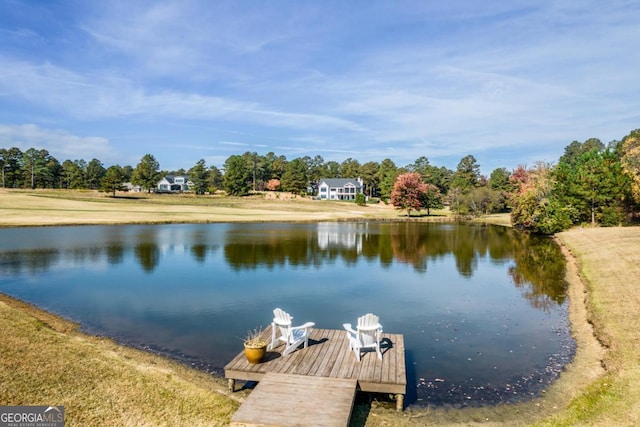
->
265;178;281;191
390;172;427;217
509;165;530;193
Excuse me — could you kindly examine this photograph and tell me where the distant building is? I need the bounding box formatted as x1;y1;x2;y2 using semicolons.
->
123;182;142;192
317;178;364;200
156;175;192;193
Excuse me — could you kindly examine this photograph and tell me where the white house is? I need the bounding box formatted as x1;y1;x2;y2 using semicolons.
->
123;182;142;192
317;178;364;200
156;175;192;193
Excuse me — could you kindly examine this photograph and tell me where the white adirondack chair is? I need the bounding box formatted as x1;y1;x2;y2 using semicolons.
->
268;308;315;356
343;313;383;361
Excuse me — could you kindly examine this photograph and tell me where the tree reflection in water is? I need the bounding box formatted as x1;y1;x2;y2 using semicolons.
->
222;222;567;310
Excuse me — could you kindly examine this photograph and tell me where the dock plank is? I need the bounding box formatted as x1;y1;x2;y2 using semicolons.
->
310;330;341;377
328;333;352;379
230;373;357;427
293;329;329;376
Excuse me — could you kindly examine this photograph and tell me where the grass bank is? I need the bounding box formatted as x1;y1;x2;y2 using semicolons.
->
536;228;640;426
0;188;409;226
0;293;240;426
1;189;637;425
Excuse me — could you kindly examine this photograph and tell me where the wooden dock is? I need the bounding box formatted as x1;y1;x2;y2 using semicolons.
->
225;326;406;426
230;373;357;427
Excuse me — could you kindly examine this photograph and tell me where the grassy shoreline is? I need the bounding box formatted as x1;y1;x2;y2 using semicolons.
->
0;189;410;227
1;189;636;425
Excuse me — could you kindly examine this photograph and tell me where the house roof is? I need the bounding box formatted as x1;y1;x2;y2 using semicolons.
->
163;175;188;184
319;178;362;187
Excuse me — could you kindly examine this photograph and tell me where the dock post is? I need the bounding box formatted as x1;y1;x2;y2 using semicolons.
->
395;393;404;411
228;378;235;392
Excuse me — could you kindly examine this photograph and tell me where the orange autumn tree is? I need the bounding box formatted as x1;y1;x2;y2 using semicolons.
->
266;178;281;191
390;172;427;217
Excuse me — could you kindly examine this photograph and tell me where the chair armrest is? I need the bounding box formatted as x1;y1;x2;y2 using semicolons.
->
343;323;357;334
291;321;315;330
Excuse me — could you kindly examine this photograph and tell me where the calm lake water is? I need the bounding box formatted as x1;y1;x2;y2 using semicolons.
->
0;222;574;406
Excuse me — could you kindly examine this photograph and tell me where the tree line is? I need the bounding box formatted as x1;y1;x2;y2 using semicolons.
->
510;130;640;233
1;128;639;233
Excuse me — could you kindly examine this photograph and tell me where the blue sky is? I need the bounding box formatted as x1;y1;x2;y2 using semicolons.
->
1;1;639;175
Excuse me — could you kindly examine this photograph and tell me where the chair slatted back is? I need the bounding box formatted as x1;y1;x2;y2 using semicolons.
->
357;313;381;346
357;313;379;329
273;308;293;340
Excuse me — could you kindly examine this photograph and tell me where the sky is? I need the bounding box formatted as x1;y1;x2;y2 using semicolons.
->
1;0;639;175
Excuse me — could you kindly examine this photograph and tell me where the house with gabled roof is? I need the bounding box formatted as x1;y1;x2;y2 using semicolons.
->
317;177;364;200
156;175;192;193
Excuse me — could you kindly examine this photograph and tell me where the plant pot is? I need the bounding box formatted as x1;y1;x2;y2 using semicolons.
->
244;343;267;364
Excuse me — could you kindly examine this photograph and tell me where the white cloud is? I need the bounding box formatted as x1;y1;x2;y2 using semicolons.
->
0;56;363;133
80;0;305;80
0;124;117;162
219;141;248;147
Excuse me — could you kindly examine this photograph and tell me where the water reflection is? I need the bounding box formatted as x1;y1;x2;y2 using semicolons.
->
0;223;567;310
0;222;572;406
0;249;60;275
219;223;567;311
509;233;567;309
317;223;362;252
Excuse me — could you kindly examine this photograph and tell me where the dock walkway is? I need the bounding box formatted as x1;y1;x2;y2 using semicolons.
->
225;326;406;426
230;373;357;427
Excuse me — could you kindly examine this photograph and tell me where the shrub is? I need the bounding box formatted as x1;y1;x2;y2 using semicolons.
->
598;206;626;227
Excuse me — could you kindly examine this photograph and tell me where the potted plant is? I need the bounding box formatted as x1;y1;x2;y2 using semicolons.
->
243;326;268;364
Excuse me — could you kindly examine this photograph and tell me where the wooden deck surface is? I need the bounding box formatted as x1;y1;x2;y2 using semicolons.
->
225;326;406;395
230;373;357;427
